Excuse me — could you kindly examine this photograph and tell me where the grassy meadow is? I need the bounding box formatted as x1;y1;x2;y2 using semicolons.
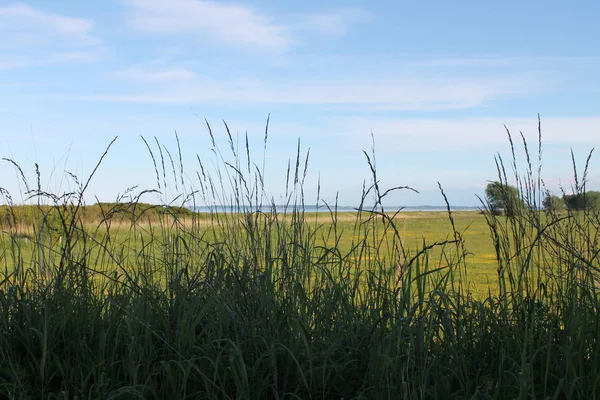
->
1;123;599;399
1;209;499;296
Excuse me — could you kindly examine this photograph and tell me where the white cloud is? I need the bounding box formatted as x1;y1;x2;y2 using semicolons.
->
123;0;368;52
293;7;369;36
285;115;600;197
89;66;535;110
123;0;293;52
187;114;599;161
109;67;199;83
330;116;600;150
0;4;97;46
0;3;103;69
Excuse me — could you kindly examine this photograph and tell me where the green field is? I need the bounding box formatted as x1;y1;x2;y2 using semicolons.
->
1;208;499;296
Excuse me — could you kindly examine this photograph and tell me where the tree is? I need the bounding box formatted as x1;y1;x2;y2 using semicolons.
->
542;193;566;212
485;182;524;217
563;191;600;211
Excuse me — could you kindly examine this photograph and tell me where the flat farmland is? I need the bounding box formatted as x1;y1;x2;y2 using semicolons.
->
1;209;499;296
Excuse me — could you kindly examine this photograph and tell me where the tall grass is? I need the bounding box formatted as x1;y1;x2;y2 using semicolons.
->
0;118;599;399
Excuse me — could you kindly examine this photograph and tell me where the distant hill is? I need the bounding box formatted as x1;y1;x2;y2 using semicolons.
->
0;202;196;228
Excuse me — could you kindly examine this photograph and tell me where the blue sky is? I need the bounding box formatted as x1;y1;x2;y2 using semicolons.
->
1;0;599;208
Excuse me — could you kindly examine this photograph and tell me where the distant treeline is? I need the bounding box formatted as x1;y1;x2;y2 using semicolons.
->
0;202;196;228
544;191;600;212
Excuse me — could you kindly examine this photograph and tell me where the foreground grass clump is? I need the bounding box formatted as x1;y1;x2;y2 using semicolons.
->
1;120;600;399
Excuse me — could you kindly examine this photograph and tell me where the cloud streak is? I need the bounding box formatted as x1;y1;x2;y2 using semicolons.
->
122;0;367;52
108;67;199;83
293;7;370;37
0;3;103;69
328;116;600;151
123;0;293;52
89;64;537;111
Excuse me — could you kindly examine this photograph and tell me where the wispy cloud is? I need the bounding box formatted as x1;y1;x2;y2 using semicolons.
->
0;3;103;69
293;7;370;36
108;67;199;83
123;0;294;52
89;64;536;110
122;0;367;52
329;116;600;151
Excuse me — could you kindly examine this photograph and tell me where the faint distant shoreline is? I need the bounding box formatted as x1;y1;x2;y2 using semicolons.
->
191;205;481;213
